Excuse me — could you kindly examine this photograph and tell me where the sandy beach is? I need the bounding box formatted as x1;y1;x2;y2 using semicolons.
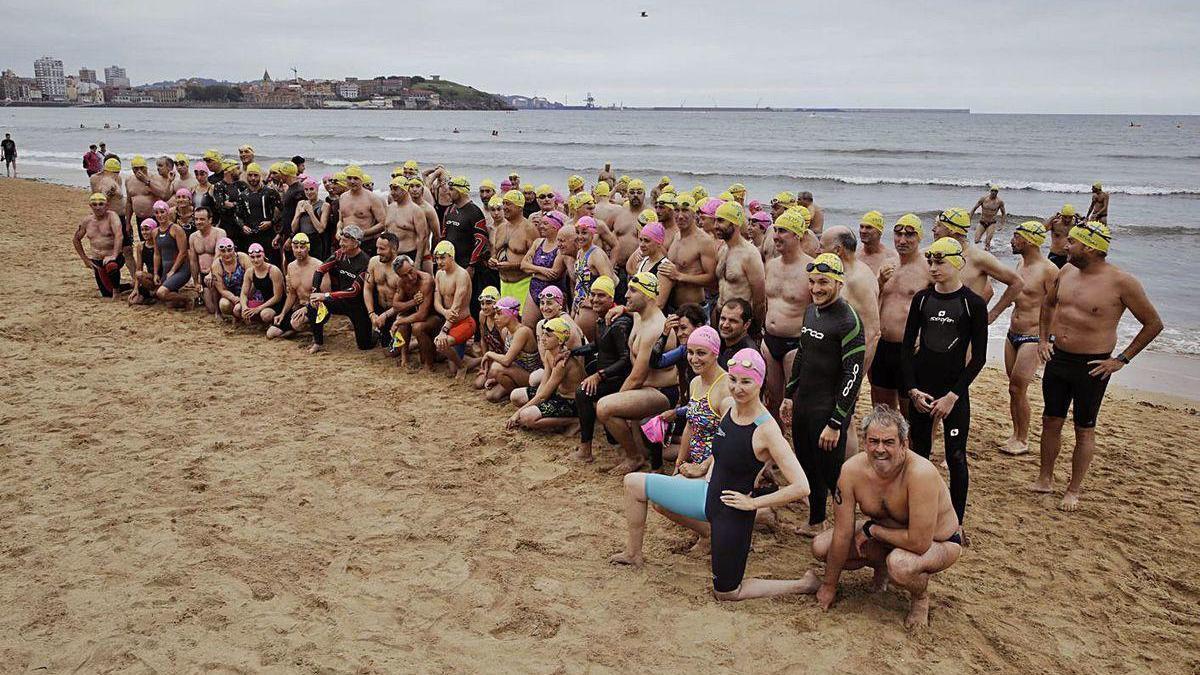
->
1;178;1197;673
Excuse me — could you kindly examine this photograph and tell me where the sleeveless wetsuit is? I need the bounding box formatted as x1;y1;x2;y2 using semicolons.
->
705;409;771;593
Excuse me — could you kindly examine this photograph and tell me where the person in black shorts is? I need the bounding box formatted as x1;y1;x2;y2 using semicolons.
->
571;276;632;463
2;133;15;177
306;225;374;353
900;237;987;537
781;253;866;536
1031;221;1162;511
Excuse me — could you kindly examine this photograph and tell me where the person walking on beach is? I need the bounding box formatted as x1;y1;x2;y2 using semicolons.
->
1086;182;1110;224
970;184;1006;250
2;133;16;177
1044;204;1078;269
83;144;102;177
1030;221;1162;511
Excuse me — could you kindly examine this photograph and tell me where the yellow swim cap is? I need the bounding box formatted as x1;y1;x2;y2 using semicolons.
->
521;183;534;192
222;159;238;172
715;200;745;227
591;275;616;297
661;184;676;195
617;175;631;184
567;174;584;190
279;161;298;177
895;213;924;239
989;183;1000;192
655;192;677;207
1015;220;1047;246
1092;181;1102;190
269;162;282;174
488;195;503;208
629;271;659;299
174;153;187;163
245;162;262;175
808;252;845;281
89;192;108;204
772;191;797;206
390;176;406;187
449;175;470;194
404;160;419;170
638;208;658;225
391;166;405;178
362;174;373;185
103;158;120;172
675;192;696;210
577;192;595;206
503;189;526;207
860;210;885;231
1069;221;1111;253
593;181;611;197
332;172;347;185
728;182;747;195
775;208;808;238
926;237;966;268
718;191;734;201
692;185;708;200
480;178;496;190
203;149;221;161
628;179;646;191
1061;204;1076;217
544;316;572;342
130;155;147;169
479;286;500;301
434;240;456;257
536;183;554;197
291;232;311;245
795;205;812;223
937;207;970;234
345;165;364;179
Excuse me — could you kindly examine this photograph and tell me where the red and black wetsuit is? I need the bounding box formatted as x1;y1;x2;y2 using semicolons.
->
443;200;494;319
307;248;374;349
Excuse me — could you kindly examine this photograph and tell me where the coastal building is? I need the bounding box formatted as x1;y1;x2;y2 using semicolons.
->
79;68;98;84
104;65;130;88
2;69;37;102
337;78;360;100
34;56;66;100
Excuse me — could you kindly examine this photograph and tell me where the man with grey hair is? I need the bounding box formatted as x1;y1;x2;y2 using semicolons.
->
798;405;963;629
797;191;824;234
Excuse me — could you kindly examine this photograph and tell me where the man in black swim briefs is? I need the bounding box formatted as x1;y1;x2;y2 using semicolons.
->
1030;221;1161;511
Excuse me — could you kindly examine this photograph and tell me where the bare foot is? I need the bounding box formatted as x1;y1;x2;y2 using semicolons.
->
1059;491;1082;511
308;343;324;354
608;551;644;567
904;593;931;629
871;566;889;592
1028;477;1053;493
688;537;711;556
959;528;971;547
610;459;646;475
572;446;594;463
756;508;780;533
797;569;823;594
999;436;1029;455
794;521;826;538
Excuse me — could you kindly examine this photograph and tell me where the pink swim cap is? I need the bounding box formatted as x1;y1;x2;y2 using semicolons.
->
175;188;192;198
553;191;564;205
248;243;265;254
576;216;597;233
700;198;723;216
538;285;564;302
192;161;209;174
750;211;772;227
297;173;309;182
727;348;766;386
500;179;513;191
496;296;522;317
542;210;566;230
321;173;333;182
642;221;666;245
687;325;721;355
302;178;319;190
152;200;169;211
216;237;235;249
748;200;762;213
141;218;158;231
640;415;667;444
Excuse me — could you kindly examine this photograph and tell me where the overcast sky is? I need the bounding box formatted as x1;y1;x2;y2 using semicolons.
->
3;0;1197;113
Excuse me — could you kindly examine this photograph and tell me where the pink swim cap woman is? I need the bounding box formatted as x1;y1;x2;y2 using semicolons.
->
175;188;192;198
141;217;158;231
152;200;169;211
642;221;666;245
542;210;566;230
728;347;766;386
192;161;209;174
500;179;513;191
538;285;564;302
216;237;235;249
700;198;723;216
748;200;762;213
576;216;597;233
248;243;265;254
302;178;319;190
686;325;721;355
496;296;522;317
750;211;772;227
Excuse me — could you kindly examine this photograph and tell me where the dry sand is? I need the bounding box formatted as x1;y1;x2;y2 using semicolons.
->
1;178;1198;673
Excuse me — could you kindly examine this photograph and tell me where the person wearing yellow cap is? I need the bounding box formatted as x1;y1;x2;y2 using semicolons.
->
658;188;717;312
870;213;930;409
1032;221;1161;511
596;270;680;474
572;274;628;462
770;191;797;220
727;182;747;207
438;175;493;316
778;249;866;535
86;155;140;275
401;160;419;178
1086;180;1109;225
236;145;255;173
405;177;440;266
857;210;898;275
534;183;556;214
932;207;1025;321
238;160;282;255
899;235;988;539
73;191;126;299
970;183;1007;250
125;155;166;261
997;220;1059;457
479;178;497;206
266;228;324;340
818;225;881;406
420;237;473;372
653;191;677;246
759;206;814;416
1045;203;1079;268
566;174;585;195
797;191;824;234
506;313;586;432
713;200;766;326
490;188;538;321
335;164;386;256
386;176;428;264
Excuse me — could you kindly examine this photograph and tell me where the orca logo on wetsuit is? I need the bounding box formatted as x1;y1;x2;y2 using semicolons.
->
801;325;826;339
842;364;860;397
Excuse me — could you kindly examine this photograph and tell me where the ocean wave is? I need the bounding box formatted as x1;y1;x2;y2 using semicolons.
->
253;132;417;142
822;148;973;158
1100;153;1200;161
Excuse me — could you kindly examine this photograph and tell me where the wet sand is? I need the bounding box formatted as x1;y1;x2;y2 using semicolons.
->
1;178;1197;673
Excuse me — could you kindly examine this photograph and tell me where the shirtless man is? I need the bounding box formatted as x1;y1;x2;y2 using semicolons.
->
653;192;680;252
364;232;403;351
1000;221;1059;456
408;177;440;258
596;272;678;474
1031;221;1162;510
385;178;427;262
72;192;124;300
91;157;134;281
713;201;766;327
267;232;325;339
821;227;881;374
237;145;255;174
798;191;824;234
1085;182;1109;224
760;208;812;416
660;192;717;313
933;207;1024;317
492;189;539;309
187;207;227;313
872;214;930;410
171;153;198;193
801;405;963;629
1043;204;1078;269
608;179;646;292
857;211;899;276
339;165;387;255
429;241;475;376
126;156;171;278
478;179;497;209
592;180;622;225
970;185;1006;250
389;255;436;368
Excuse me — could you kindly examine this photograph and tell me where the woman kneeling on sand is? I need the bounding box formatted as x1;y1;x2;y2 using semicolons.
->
507;316;584;433
481;297;540;403
209;237;250;320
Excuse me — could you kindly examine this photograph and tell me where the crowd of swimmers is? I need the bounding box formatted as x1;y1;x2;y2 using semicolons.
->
71;147;1161;628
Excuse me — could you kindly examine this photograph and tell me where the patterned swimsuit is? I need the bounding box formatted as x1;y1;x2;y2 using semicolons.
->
685;373;726;463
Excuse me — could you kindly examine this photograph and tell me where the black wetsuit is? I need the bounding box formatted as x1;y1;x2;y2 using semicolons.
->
278;180;306;257
237;186;281;253
442;200;492;319
784;298;866;526
212;179;246;247
901;285;987;525
307;248;374;350
705;409;772;593
573;314;634;444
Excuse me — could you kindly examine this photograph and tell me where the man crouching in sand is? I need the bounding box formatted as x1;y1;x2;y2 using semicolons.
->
799;405;962;628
